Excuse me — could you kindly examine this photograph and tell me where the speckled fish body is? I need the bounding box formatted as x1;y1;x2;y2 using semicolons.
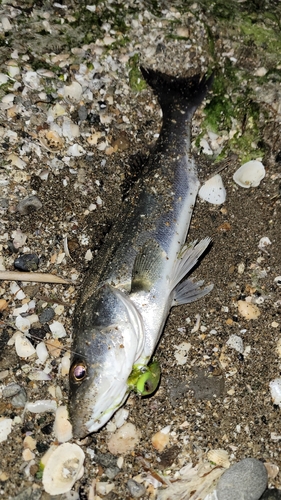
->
69;67;213;438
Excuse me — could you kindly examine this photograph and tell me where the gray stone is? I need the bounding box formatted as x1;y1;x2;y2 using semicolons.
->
2;383;27;407
105;465;120;479
14;253;39;271
127;479;146;498
217;458;268;500
11;487;42;500
16;195;42;215
39;307;55;323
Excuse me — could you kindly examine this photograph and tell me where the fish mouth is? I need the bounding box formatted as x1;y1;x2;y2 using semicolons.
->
70;381;130;438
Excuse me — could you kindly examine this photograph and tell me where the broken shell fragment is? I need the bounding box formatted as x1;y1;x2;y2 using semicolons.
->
233;160;265;188
39;129;64;152
269;378;281;407
53;406;73;443
207;449;230;468
42;443;85;495
107;423;141;455
151;425;171;452
198;174;226;205
237;300;261;320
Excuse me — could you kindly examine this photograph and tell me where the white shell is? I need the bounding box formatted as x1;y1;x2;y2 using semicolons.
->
25;400;57;413
15;332;36;358
207;449;230;468
269;378;281;406
53;406;73;443
49;321;67;339
226;334;244;354
42;443;85;495
233;160;265;188
0;418;13;443
199;174;226;205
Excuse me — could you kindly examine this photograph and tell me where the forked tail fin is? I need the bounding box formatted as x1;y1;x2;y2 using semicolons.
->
140;66;213;120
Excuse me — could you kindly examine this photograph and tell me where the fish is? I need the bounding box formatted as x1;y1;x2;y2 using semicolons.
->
68;66;214;438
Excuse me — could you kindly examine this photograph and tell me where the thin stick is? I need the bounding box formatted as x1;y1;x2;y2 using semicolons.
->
0;271;71;284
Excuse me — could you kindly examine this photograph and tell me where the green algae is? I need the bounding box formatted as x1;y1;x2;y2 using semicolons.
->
127;54;147;91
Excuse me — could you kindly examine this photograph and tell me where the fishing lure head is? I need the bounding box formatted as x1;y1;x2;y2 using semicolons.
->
68;285;144;438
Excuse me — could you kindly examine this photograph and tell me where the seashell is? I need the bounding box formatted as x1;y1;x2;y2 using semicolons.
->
226;334;244;354
16;195;42;215
0;418;13;443
62;81;83;101
151;425;171;452
264;462;279;479
237;300;260;320
107;423;141;455
39;129;64;152
15;332;35;358
25;399;57;413
42;443;85;495
49;320;66;339
207;449;230;468
198;174;226;205
53;406;73;443
233;160;265;188
269;378;281;407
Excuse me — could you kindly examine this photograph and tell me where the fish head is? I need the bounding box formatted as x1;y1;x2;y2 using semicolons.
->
68;285;144;438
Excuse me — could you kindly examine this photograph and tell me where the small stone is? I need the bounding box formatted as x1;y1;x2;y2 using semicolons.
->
217;458;268;500
0;299;8;311
151;426;170;452
127;479;146;498
14;254;39;272
95;451;117;468
105;466;120;480
260;490;281;499
39;307;55;324
16;196;42;215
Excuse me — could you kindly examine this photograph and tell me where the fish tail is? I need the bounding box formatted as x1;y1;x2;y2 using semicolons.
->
140;66;213;118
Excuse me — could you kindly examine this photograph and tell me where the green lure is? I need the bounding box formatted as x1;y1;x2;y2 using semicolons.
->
127;360;161;396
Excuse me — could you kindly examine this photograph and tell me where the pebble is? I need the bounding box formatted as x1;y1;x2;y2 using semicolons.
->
3;383;27;408
260;490;281;499
10;486;42;500
105;466;120;479
16;195;42;215
151;425;171;452
216;458;268;500
0;299;8;311
127;479;146;498
14;254;39;272
39;307;55;324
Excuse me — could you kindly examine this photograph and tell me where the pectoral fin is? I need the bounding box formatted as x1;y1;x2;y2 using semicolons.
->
171;238;213;305
131;239;165;293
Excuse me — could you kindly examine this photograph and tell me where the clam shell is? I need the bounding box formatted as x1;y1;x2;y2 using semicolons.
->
39;129;64;152
42;443;85;495
233;160;265;188
198;174;226;205
207;449;230;468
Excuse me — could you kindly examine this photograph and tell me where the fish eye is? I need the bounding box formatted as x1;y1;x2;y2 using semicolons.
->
71;363;87;382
